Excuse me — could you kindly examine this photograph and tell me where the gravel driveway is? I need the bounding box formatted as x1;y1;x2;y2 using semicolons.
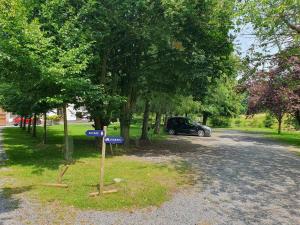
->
1;129;300;225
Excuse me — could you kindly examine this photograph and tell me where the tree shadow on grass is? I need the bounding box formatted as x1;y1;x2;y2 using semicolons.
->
2;127;100;173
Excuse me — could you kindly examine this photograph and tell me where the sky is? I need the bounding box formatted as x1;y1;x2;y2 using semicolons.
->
233;24;257;57
234;24;278;58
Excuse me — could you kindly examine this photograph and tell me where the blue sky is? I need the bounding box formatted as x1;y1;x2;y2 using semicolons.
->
234;24;278;58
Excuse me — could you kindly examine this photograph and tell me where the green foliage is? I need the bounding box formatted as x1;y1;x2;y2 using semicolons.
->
47;115;62;122
210;116;231;128
285;115;300;130
264;114;275;128
0;0;237;143
238;0;300;59
201;75;245;121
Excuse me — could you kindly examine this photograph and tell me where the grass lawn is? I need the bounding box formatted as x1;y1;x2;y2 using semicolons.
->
0;123;187;210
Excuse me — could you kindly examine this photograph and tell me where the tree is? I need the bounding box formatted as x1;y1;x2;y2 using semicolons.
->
245;56;300;134
238;0;300;61
0;0;92;159
200;76;244;125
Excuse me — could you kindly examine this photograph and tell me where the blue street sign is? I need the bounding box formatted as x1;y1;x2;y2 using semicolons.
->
104;136;125;144
85;130;104;137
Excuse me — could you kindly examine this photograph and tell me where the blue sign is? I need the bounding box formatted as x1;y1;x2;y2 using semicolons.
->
104;136;125;144
85;130;104;137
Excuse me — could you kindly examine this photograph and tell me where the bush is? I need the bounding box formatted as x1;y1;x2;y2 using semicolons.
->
264;114;275;128
285;115;300;130
249;117;259;127
234;119;241;127
47;115;62;122
210;116;231;128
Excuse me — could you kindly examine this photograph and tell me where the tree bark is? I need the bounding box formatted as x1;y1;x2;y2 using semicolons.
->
63;105;70;161
202;112;209;125
140;99;150;140
120;94;135;147
27;115;32;133
93;116;103;149
295;110;300;129
43;112;47;144
163;114;168;127
120;114;131;147
22;115;27;130
32;114;37;137
154;111;162;134
20;116;23;128
278;116;282;134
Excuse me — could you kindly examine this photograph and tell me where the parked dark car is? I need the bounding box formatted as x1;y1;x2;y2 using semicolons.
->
166;117;211;137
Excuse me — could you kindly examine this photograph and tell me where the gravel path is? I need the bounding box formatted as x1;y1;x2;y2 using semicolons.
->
1;129;300;225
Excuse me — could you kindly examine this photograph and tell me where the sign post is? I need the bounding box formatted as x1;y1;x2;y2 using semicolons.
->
86;128;124;196
99;126;107;194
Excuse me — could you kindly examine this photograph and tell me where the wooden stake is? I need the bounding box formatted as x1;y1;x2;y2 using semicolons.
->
57;165;69;183
103;189;118;194
43;183;68;188
99;126;107;194
89;189;118;197
109;143;114;156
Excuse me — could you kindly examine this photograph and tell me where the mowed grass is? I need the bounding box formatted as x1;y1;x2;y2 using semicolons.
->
0;124;187;210
229;114;300;150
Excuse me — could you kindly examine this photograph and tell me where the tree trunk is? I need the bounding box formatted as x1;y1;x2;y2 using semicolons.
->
27;115;32;133
63;105;69;161
154;111;162;134
278;116;282;134
43;112;47;144
22;116;27;130
163;114;168;127
94;116;103;149
120;99;132;147
202;112;209;125
120;113;130;147
140;99;150;140
120;97;134;147
20;116;23;128
32;114;37;137
295;110;300;129
120;121;130;146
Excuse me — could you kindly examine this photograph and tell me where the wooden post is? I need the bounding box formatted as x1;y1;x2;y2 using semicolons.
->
63;105;69;161
43;112;47;144
109;143;114;156
99;126;107;194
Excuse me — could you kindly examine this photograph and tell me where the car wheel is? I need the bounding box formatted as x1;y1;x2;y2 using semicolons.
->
168;129;175;135
197;129;204;137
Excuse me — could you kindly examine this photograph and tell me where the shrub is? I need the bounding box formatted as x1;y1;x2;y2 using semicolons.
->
285;115;300;130
47;115;62;122
210;116;231;128
264;114;275;128
234;119;241;127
